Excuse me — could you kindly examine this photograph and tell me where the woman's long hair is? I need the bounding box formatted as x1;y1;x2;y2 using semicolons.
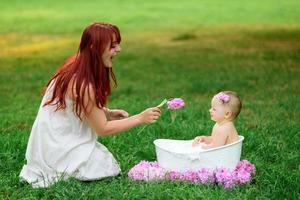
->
43;22;121;120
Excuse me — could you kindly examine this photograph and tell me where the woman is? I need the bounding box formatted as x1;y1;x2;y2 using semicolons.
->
20;22;161;188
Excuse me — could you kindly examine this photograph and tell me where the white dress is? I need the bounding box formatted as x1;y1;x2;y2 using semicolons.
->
19;83;121;188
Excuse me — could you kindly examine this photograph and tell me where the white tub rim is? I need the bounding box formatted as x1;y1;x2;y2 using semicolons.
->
154;135;244;154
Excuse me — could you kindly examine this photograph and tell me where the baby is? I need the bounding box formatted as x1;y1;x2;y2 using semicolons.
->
192;91;242;149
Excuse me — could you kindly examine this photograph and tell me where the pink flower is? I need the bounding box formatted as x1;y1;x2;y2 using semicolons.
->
128;160;255;189
167;98;185;110
128;165;146;181
146;167;166;181
234;169;251;184
182;171;199;182
216;92;230;103
197;168;215;183
215;167;236;189
168;171;182;181
223;180;235;189
128;161;166;181
236;160;256;174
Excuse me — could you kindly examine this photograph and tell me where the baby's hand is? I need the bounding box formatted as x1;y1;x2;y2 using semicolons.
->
200;142;211;149
192;136;204;147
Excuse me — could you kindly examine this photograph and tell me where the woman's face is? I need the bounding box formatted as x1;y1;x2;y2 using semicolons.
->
102;35;121;68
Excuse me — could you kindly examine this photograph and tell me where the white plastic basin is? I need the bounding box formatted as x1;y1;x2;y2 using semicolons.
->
154;136;244;171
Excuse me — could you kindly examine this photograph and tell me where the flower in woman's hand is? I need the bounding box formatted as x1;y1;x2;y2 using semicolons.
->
137;98;185;135
160;98;185;123
167;98;185;110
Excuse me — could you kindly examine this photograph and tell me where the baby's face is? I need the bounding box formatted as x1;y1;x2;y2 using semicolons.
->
209;96;229;123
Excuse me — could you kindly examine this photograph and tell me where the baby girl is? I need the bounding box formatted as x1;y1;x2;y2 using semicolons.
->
192;91;242;149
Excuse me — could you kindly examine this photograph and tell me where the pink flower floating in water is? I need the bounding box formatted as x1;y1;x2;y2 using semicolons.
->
128;160;255;189
167;98;185;110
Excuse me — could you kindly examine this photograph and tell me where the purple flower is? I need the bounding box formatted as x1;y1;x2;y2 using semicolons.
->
223;180;236;189
128;160;255;189
197;168;215;184
128;164;146;181
236;160;256;174
215;167;236;189
216;92;230;103
167;98;185;110
182;170;199;182
234;169;251;184
128;161;165;181
168;171;182;181
146;167;166;181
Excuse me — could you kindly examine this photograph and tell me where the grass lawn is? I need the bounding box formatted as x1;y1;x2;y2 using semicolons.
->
0;0;299;199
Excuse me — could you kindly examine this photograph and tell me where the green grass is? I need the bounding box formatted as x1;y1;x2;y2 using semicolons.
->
1;0;300;199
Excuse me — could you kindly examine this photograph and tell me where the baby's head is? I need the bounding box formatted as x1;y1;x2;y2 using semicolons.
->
210;91;242;122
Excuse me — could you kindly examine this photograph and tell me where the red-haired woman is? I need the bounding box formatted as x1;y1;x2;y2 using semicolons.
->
20;22;161;188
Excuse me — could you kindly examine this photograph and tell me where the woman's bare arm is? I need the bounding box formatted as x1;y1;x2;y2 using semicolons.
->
83;86;160;136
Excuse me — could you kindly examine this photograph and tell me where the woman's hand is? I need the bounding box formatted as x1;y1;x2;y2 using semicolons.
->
138;107;161;124
109;109;129;120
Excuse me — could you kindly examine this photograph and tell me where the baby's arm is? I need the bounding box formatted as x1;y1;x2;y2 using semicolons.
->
202;136;213;144
84;86;160;136
202;127;229;149
192;135;212;146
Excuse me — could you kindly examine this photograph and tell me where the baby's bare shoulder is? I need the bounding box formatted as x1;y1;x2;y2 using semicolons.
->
216;123;235;135
213;123;235;137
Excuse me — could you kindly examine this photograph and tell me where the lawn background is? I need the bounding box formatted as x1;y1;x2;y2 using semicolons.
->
0;0;299;199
